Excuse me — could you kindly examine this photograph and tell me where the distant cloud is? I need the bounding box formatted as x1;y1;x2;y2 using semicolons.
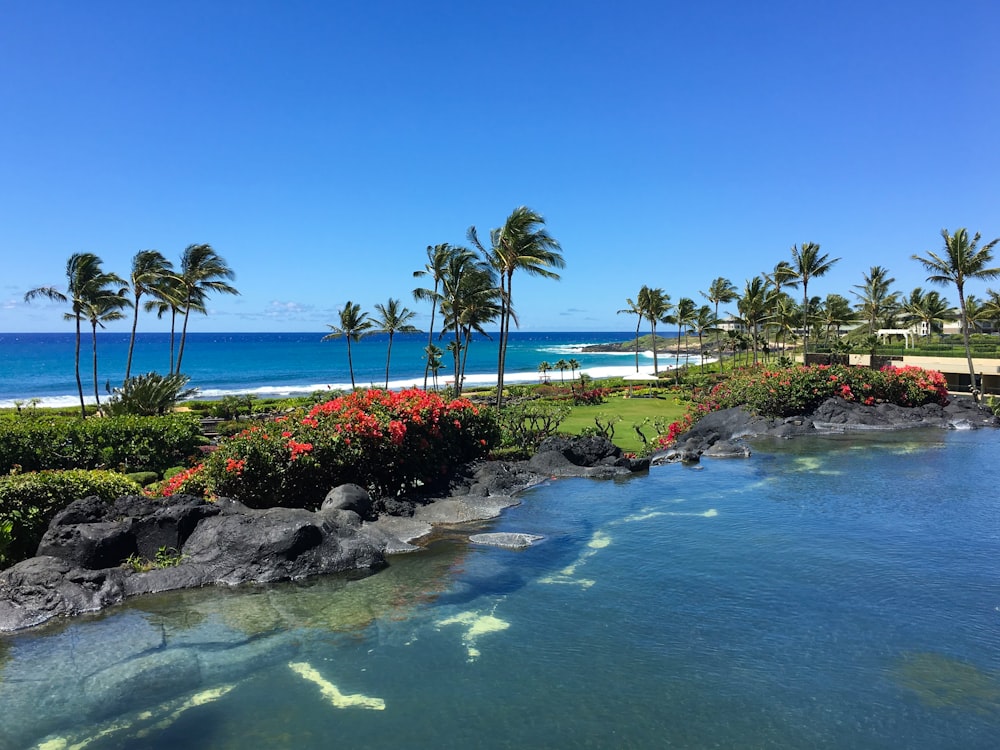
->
1;299;18;310
265;300;314;317
559;308;588;316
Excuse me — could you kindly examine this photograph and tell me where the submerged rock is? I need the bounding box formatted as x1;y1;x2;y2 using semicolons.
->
469;532;544;549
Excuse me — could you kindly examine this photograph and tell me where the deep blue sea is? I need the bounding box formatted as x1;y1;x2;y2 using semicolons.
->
2;429;999;748
0;331;685;408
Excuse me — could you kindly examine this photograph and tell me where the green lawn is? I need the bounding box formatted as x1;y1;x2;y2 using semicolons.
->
559;393;688;453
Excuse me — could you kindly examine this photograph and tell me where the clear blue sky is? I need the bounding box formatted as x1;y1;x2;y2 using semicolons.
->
2;0;998;334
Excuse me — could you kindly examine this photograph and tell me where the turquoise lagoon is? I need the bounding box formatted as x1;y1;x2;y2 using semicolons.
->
2;430;999;748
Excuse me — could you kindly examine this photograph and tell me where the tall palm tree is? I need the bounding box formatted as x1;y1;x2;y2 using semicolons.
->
852;265;900;334
555;358;569;384
442;262;500;394
413;243;462;390
568;358;581;395
637;286;671;375
672;297;697;381
146;275;198;374
468;206;564;407
690;305;718;373
436;248;484;394
617;294;645;372
737;276;774;365
788;242;840;358
537;361;552;382
425;343;444;390
175;244;239;374
819;293;855;342
372;298;420;389
700;277;738;361
82;290;130;408
24;253;125;417
323;301;373;389
912;228;1000;400
125;250;174;382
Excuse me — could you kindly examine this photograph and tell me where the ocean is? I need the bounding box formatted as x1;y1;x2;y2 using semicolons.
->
0;331;687;408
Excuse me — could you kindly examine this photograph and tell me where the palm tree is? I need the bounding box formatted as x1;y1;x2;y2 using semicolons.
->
819;293;855;342
737;276;774;365
175;244;239;374
24;253;126;417
413;243;463;390
701;277;738;361
144;273;189;373
568;358;581;394
672;297;697;381
901;288;956;340
441;263;501;394
912;228;1000;400
766;293;799;361
436;248;485;394
322;301;373;390
372;298;420;389
852;265;900;334
555;358;569;384
964;295;990;335
788;242;840;358
690;305;718;373
469;206;564;407
636;286;671;375
537;361;552;383
425;344;444;390
125;250;174;382
617;295;645;372
82;290;130;408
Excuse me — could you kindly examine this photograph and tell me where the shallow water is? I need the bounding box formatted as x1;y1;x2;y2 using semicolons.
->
2;429;999;749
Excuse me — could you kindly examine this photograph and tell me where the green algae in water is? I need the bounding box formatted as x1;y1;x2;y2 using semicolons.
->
895;652;1000;715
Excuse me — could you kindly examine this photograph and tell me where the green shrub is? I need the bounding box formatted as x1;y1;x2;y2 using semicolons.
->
498;400;571;455
103;372;199;416
126;471;159;487
0;414;204;475
0;469;141;567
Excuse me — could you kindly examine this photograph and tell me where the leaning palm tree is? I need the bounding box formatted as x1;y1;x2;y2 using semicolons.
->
637;286;671;375
690;305;718;373
617;294;645;372
737;276;774;365
441;262;500;394
852;265;900;335
555;358;569;384
144;273;189;373
671;297;697;382
323;301;373;389
819;293;855;343
567;358;581;395
372;298;420;389
175;244;239;374
912;228;1000;401
413;243;463;390
125;250;174;381
436;248;485;394
24;253;125;417
468;206;564;407
788;242;840;358
81;290;131;408
901;288;956;341
700;277;738;362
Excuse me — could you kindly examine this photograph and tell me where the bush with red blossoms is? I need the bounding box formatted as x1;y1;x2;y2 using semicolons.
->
182;389;498;509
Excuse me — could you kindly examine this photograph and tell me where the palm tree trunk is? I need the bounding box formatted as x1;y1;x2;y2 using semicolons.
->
801;283;809;362
650;320;659;374
347;338;356;389
169;309;177;373
495;274;511;408
125;300;139;383
91;322;102;409
633;318;640;372
384;333;394;389
74;314;85;418
958;286;979;401
461;328;473;389
176;305;191;374
423;281;439;390
674;328;682;385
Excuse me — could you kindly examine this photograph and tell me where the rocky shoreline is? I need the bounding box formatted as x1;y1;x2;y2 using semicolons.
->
0;436;649;633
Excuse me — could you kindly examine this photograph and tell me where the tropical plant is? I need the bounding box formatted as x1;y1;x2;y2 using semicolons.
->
537;361;552;382
125;250;174;381
175;244;239;374
144;272;190;374
414;243;468;389
788;242;840;355
617;294;645;372
24;253;127;418
912;228;1000;400
425;344;444;390
555;359;569;383
469;206;564;407
323;301;373;390
689;305;718;373
103;372;199;416
901;288;956;340
819;293;855;341
671;297;697;381
701;277;738;360
82;287;131;409
636;286;671;375
441;262;500;395
853;265;900;334
372;298;420;389
736;276;774;364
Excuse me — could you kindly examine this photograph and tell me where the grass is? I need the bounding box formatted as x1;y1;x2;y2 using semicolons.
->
560;391;688;453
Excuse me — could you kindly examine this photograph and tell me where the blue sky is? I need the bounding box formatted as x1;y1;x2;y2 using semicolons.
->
2;0;998;334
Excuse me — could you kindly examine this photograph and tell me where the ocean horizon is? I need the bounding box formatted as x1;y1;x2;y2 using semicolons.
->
0;330;691;409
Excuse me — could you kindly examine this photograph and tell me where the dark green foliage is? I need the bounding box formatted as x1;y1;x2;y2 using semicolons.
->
125;471;159;487
103;372;199;416
0;414;204;475
498;401;570;455
0;469;141;567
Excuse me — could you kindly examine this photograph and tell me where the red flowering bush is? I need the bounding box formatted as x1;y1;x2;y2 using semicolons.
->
178;389;498;509
651;363;949;450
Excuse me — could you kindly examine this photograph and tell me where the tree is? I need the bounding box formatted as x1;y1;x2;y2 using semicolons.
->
819;293;855;342
568;358;581;394
469;206;564;407
425;344;444;390
144;273;189;373
537;361;552;382
24;253;126;418
852;265;900;334
176;244;239;374
555;358;569;383
912;228;1000;401
82;289;130;408
901;288;955;340
323;301;373;390
701;277;738;362
671;297;697;382
690;305;718;373
372;298;420;389
737;276;774;365
617;295;645;372
636;286;672;375
441;262;501;394
124;250;174;382
436;248;487;395
788;242;840;357
413;243;465;390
